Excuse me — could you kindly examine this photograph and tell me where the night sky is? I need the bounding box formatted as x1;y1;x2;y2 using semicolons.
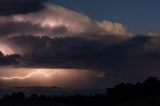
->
0;0;159;89
52;0;160;33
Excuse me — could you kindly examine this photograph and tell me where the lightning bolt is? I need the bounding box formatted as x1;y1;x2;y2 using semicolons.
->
0;71;53;80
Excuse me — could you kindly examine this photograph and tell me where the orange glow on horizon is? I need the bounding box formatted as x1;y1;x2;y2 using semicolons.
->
0;68;103;89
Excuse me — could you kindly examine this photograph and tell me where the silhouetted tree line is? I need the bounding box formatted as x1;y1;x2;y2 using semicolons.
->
106;77;160;105
1;77;160;106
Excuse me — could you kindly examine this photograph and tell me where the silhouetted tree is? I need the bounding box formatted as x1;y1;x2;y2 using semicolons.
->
29;94;39;100
12;92;25;99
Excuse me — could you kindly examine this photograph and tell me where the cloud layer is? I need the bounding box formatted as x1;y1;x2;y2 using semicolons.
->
1;35;160;86
0;3;129;38
1;35;160;69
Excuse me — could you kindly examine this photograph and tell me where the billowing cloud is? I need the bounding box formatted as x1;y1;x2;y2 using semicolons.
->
0;3;130;38
97;21;127;36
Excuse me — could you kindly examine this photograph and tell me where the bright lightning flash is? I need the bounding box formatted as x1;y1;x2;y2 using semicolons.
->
0;70;53;80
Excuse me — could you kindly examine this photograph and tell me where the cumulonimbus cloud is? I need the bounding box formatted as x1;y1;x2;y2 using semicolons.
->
0;3;130;38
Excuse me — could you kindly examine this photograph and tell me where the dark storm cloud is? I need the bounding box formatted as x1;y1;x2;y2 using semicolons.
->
1;35;160;85
0;21;68;37
1;35;125;67
0;21;45;36
3;35;160;71
0;51;20;65
0;0;46;16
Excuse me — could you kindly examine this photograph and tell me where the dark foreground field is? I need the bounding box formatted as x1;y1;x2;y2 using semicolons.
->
1;77;160;106
1;96;160;106
0;100;73;106
117;96;160;106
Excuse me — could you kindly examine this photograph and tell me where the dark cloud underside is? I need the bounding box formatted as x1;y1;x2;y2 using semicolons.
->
0;0;46;15
2;35;160;71
0;51;20;65
1;35;160;86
